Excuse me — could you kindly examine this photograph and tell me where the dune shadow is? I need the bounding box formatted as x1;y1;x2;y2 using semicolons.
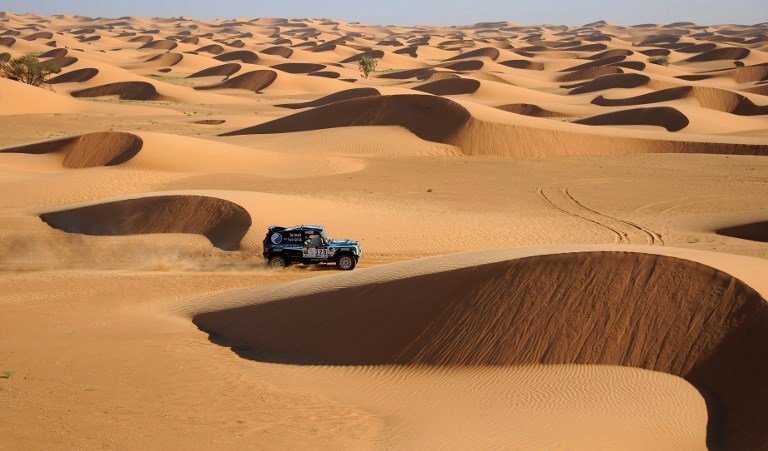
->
194;252;768;449
715;221;768;243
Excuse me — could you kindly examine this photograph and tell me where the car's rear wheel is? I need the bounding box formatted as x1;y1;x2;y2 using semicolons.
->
268;254;288;269
336;254;356;270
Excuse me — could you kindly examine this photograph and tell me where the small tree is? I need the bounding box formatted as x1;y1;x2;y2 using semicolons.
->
358;55;378;79
0;54;60;86
648;56;670;67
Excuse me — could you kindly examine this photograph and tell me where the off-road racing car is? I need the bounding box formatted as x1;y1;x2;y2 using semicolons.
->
263;225;362;270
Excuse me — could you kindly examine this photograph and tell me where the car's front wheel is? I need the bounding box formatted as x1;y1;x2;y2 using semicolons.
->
268;254;288;269
336;254;356;270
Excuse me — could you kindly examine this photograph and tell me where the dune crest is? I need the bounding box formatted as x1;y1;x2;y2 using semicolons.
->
222;94;472;143
187;63;241;78
71;81;173;101
222;94;768;157
194;251;768;449
1;12;768;451
275;87;380;109
196;70;277;92
49;67;99;84
40;195;251;251
0;132;143;168
574;106;690;132
413;78;481;95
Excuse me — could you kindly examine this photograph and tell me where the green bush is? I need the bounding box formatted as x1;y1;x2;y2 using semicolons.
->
0;53;61;86
358;55;378;79
648;56;670;67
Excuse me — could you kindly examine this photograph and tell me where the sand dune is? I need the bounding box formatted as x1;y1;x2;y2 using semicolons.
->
192;119;226;125
692;87;768;115
566;73;650;94
222;94;768;157
0;77;174;116
49;67;99;84
561;55;627;72
394;45;418;57
40;195;251;250
39;47;67;58
194;44;224;54
641;48;671;57
440;60;485;71
684;47;750;62
593;85;768;116
499;59;545;70
723;64;768;83
558;66;624;82
221;95;472;143
307;70;341;78
138;39;177;50
192;249;768;449
275;87;380;109
340;49;384;63
21;31;54;41
497;103;570;117
413;78;481;95
716;221;768;243
43;55;78;68
677;43;718;54
443;47;500;61
377;67;436;80
186;62;241;78
0;132;143;168
272;62;326;74
1;12;767;451
144;52;183;67
196;70;277;92
71;81;173;101
592;86;693;106
261;46;293;58
574;106;690;131
585;48;633;60
214;50;259;64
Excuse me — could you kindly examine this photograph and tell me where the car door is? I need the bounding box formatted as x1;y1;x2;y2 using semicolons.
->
302;234;329;261
281;231;304;261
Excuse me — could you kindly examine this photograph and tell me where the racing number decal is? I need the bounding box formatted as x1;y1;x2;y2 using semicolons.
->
303;248;328;258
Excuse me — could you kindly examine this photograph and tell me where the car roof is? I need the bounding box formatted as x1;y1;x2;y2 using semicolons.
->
269;225;325;232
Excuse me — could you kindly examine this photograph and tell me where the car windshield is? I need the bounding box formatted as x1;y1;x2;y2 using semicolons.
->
321;231;330;241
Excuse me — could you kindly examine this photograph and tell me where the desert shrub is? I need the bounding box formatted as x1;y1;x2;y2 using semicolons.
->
358;55;378;79
648;56;670;67
0;52;10;63
0;53;61;86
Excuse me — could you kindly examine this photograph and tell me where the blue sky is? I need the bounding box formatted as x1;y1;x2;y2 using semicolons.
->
2;0;765;26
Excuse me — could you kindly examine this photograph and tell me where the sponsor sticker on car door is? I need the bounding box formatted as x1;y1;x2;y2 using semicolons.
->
303;247;328;258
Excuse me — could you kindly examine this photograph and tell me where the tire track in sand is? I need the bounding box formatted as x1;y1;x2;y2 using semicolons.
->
536;183;664;245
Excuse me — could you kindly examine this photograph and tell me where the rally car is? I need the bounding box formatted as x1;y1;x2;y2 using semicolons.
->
263;225;362;270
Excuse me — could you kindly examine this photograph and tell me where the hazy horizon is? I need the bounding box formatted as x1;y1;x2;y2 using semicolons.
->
1;0;766;27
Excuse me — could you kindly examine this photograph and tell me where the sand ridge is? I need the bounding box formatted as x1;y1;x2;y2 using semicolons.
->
190;246;768;449
1;11;767;450
39;194;252;250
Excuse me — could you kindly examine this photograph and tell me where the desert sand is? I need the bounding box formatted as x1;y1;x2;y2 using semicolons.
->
0;11;767;450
